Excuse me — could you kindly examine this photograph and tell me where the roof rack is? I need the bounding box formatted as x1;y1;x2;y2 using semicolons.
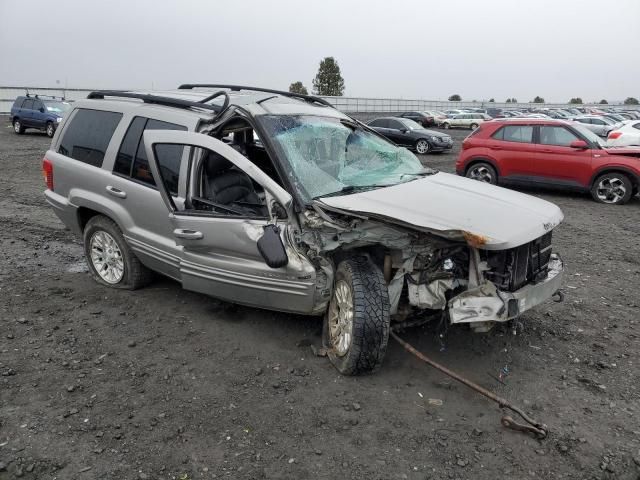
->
177;84;333;108
87;90;221;113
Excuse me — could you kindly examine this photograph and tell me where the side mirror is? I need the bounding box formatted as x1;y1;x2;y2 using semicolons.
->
271;202;287;220
401;129;409;134
39;107;45;113
569;140;588;149
257;224;288;269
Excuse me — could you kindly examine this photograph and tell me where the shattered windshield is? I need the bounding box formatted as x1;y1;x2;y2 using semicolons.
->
259;115;429;202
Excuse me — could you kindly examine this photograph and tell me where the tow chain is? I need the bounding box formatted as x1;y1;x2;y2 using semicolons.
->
390;330;548;439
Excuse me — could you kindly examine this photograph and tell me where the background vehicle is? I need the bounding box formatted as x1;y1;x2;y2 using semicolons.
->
607;121;640;147
10;95;70;137
441;113;490;130
368;117;452;153
457;118;640;204
43;86;564;375
443;109;467;117
399;111;435;127
572;115;617;137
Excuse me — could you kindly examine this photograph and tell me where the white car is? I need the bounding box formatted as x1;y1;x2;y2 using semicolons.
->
441;113;490;130
607;120;640;147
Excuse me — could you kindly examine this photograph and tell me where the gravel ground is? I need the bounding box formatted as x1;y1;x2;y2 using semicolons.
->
1;118;639;480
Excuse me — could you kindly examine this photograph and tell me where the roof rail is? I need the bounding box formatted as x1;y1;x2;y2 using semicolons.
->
87;90;221;113
177;84;333;108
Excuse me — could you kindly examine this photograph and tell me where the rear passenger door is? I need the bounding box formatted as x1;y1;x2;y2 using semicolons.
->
106;116;191;280
487;124;536;180
19;98;35;126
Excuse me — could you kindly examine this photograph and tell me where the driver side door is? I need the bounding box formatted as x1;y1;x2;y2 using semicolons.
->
142;130;319;314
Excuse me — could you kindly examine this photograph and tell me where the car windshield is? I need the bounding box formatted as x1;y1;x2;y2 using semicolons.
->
572;122;606;147
44;101;71;113
258;115;430;202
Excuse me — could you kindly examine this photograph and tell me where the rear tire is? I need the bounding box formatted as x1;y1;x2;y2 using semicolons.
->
466;161;498;185
470;123;479;130
13;119;24;134
46;121;55;138
83;215;153;289
590;172;633;205
323;257;391;375
443;122;451;129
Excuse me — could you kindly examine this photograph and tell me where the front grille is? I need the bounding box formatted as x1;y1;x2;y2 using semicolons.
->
484;232;552;292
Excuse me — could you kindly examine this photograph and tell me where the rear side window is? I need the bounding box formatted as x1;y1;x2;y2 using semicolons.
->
114;117;187;194
492;125;533;143
58;109;122;167
21;99;34;110
369;119;388;128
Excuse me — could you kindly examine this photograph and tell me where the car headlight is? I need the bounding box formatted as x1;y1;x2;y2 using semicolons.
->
430;136;439;142
56;117;62;122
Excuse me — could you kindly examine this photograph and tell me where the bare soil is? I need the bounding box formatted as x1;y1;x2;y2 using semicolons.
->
1;119;639;480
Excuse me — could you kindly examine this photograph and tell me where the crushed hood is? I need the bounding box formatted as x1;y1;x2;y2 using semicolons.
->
318;172;564;250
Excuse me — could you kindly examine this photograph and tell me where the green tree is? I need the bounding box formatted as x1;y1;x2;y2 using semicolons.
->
532;96;545;103
599;99;608;104
288;81;308;95
489;98;495;102
624;97;639;105
448;94;462;101
312;57;345;96
510;98;518;103
569;97;583;104
506;98;511;103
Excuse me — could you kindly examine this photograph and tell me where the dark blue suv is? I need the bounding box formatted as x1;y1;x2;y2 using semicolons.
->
10;95;71;137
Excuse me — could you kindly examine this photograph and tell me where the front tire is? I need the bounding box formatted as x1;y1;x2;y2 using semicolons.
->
415;139;430;154
83;215;153;289
13;119;24;134
466;161;498;185
470;123;479;130
46;122;55;138
443;122;451;129
323;257;391;375
590;172;633;205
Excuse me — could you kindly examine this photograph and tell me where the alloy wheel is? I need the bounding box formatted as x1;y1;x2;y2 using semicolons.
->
90;231;125;284
416;140;430;154
467;165;494;183
14;121;21;133
595;177;627;204
328;280;354;356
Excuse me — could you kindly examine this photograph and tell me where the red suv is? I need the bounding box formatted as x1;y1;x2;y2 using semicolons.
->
456;119;640;204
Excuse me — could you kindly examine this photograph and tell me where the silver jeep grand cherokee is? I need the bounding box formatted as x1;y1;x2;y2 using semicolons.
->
43;85;564;375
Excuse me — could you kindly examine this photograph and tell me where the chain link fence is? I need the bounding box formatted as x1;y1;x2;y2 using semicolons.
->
2;86;638;114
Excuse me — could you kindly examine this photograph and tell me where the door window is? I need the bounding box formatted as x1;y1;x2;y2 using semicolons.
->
58;109;123;167
114;117;187;194
369;119;387;128
21;99;34;110
539;126;580;147
492;125;533;143
388;119;404;130
32;100;44;112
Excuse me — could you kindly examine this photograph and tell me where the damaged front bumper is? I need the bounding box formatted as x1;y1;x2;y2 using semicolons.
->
448;254;564;326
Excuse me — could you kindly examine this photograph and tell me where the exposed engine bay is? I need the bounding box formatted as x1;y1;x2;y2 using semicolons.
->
298;205;563;332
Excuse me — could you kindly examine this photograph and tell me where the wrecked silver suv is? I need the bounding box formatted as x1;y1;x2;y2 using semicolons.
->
43;85;564;375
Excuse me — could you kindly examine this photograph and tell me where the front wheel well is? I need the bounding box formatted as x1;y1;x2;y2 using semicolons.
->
591;169;638;189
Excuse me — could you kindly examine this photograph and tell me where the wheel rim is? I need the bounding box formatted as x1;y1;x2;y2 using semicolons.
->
468;165;494;183
595;177;626;203
47;124;53;136
328;280;354;356
416;140;429;154
444;123;450;129
14;121;20;132
471;124;478;130
90;231;124;284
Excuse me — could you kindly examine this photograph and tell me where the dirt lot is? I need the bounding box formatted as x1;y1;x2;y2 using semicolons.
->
1;118;639;480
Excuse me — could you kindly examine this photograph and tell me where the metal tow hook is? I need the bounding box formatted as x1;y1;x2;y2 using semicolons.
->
391;330;549;439
552;290;565;303
501;415;547;439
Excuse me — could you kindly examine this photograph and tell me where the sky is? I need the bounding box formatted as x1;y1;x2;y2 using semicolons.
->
1;0;639;103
